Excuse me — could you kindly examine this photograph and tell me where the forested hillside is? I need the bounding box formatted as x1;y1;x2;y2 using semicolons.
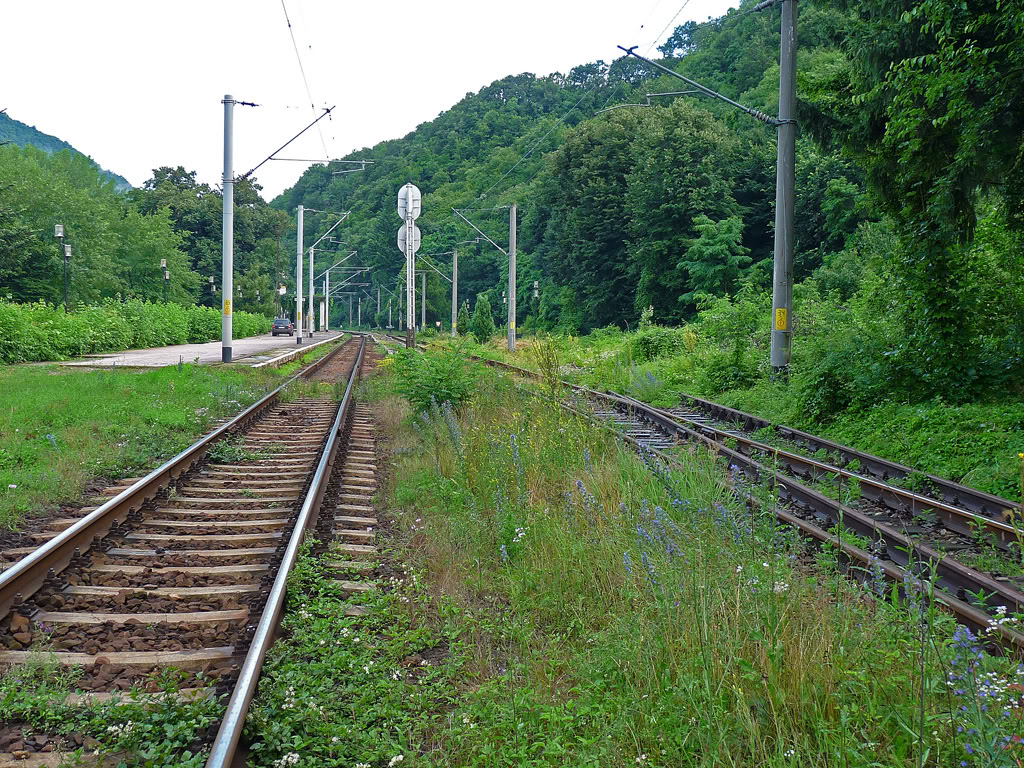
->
0;148;287;319
275;0;1022;407
0;112;130;190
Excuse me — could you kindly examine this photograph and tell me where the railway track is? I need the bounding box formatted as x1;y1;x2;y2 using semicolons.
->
473;355;1024;651
0;334;381;765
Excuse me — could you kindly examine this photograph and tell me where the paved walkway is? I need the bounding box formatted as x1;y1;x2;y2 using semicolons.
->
60;331;345;368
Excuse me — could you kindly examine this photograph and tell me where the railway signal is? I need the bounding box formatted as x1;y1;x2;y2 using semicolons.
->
397;183;421;349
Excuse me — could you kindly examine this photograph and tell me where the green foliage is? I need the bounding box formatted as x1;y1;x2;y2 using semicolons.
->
360;360;1012;767
0;361;277;529
0;111;130;188
0;298;269;364
392;346;477;414
246;544;462;768
629;325;688;363
0;661;222;767
456;300;470;336
803;0;1024;392
678;214;751;306
470;294;495;344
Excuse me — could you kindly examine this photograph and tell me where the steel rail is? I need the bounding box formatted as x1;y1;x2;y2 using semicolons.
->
476;355;1024;652
475;353;1019;518
621;395;1021;552
0;337;353;622
608;392;1024;617
471;355;1020;547
590;400;1024;650
673;391;1021;521
205;333;367;768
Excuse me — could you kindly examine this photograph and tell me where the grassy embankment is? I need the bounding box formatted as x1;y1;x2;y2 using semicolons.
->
240;350;1018;768
446;329;1024;505
0;339;346;767
0;339;343;530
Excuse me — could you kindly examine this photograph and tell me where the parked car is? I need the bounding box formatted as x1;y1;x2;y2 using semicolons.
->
272;317;295;336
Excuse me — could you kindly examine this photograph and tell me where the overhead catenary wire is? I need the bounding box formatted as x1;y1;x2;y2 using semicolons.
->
617;45;784;125
280;0;330;159
644;0;694;56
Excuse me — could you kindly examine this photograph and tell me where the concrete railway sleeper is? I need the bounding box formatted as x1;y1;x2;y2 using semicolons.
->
0;333;383;766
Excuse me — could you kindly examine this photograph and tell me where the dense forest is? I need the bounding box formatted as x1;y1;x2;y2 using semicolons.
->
274;0;1022;405
1;0;1020;407
0;150;289;319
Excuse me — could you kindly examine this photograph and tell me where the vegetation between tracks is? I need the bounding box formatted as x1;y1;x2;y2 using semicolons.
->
456;323;1024;505
0;661;223;767
252;351;1024;767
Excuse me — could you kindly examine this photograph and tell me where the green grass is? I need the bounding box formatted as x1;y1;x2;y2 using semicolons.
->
0;336;351;530
249;354;1023;767
0;654;223;767
0;363;283;530
449;332;1024;504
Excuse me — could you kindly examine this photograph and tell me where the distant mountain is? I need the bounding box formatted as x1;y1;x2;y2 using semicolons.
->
0;111;131;190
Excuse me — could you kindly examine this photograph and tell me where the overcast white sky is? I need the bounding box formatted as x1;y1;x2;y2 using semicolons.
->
3;0;735;200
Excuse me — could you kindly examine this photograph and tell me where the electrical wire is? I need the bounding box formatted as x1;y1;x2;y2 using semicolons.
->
280;0;329;159
645;0;693;56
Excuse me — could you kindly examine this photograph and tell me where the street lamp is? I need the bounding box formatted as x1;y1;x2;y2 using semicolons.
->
161;258;168;302
54;224;69;312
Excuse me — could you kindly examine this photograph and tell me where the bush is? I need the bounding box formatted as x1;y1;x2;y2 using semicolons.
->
457;301;470;336
0;299;270;364
630;325;688;363
392;346;477;413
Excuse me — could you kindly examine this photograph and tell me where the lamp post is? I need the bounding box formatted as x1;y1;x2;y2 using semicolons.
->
54;224;69;312
161;258;168;302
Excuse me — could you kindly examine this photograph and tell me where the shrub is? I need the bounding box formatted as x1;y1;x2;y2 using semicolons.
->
457;300;470;336
392;346;477;413
471;295;496;344
0;299;270;364
630;325;688;363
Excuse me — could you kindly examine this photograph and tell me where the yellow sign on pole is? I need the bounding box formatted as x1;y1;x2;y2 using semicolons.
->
223;299;232;316
775;307;787;331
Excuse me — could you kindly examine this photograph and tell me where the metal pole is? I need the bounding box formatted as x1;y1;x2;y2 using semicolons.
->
451;248;458;337
62;247;68;313
377;286;380;325
421;271;426;331
221;95;234;362
296;205;304;345
388;298;392;328
349;294;353;327
508;203;517;352
324;272;329;332
308;244;314;336
770;0;797;373
358;296;361;327
405;186;415;349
